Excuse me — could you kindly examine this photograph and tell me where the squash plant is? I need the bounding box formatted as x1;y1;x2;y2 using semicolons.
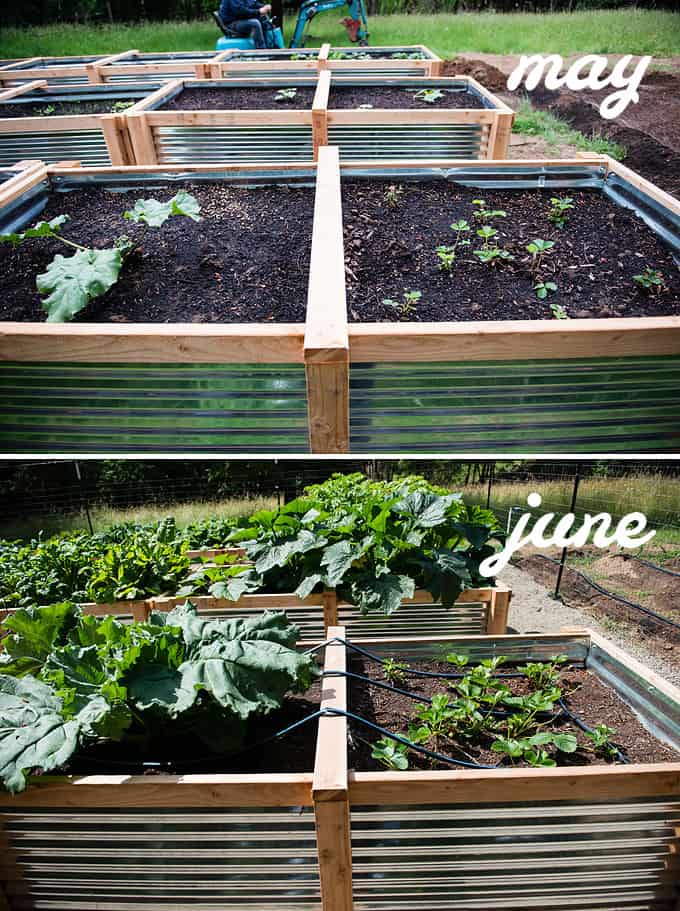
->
0;191;201;322
0;602;316;793
180;474;504;615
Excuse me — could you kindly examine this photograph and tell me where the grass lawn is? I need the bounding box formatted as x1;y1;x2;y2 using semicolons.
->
1;10;679;59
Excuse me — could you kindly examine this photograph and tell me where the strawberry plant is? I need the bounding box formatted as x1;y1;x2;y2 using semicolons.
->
383;184;404;208
548;196;574;228
535;280;558;300
411;88;445;104
526;238;555;275
472;199;507;223
371;737;409;770
383;289;422;317
474;226;513;265
383;658;409;685
0;191;201;322
0;602;316;793
550;302;569;319
633;267;666;293
274;87;297;102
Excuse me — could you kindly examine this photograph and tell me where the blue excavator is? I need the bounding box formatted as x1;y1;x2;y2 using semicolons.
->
214;0;369;51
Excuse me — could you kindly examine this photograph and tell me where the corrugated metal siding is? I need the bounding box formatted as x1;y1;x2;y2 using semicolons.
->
349;357;680;452
1;805;321;910
153;125;314;164
0;129;110;166
0;362;310;453
350;799;680;911
329;123;484;160
329;66;430;76
339;600;489;636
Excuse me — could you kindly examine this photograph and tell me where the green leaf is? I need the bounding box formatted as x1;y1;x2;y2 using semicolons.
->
38;247;123;322
124;191;202;227
342;572;415;616
0;215;70;247
125;663;195;716
320;539;368;586
395;491;460;528
0;602;80;677
551;732;578;753
295;573;323;600
0;675;81;794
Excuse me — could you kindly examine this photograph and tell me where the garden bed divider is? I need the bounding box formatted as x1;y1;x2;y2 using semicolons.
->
0;80;48;102
211;43;331;79
0;160;47;207
0;52;138;87
304;145;349;452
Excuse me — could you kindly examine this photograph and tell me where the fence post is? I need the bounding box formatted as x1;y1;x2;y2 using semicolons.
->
485;461;495;509
487;586;511;635
313;626;353;911
74;461;94;535
323;590;338;629
555;464;581;599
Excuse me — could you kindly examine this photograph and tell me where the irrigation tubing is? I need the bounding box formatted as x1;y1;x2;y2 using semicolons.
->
612;553;680;579
534;554;680;632
558;698;630;764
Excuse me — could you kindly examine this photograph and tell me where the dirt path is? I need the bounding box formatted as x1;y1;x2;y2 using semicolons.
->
499;563;680;685
443;54;680;193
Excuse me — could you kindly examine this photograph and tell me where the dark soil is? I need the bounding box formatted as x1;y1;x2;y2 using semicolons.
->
68;680;321;776
161;86;317;111
0;182;314;323
327;85;485;110
0;99;136;118
342;181;680;322
348;657;680;771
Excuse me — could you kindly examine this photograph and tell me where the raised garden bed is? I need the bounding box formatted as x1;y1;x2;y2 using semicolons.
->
0;80;164;166
0;51;140;88
119;73;512;164
0;625;677;911
214;42;443;78
1;150;679;453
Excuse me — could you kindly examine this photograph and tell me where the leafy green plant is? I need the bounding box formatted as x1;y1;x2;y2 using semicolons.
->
111;100;135;112
37;104;56;115
0;602;316;793
383;184;404;208
526;238;555;275
0;191;201;322
472;199;507;223
548;196;574;228
535;280;557;300
371;736;409;769
274;87;297;102
492;731;577;767
383;289;422;317
474;226;513;265
434;220;470;272
633;267;666;294
584;723;618;759
519;655;567;689
412;88;445;104
550;302;569;319
383;658;409;685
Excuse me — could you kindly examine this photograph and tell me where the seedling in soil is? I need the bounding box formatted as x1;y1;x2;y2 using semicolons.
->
519;655;567;689
383;658;409;685
548;196;574;228
371;737;409;770
550;302;569;319
274;87;297;102
472;199;507;223
37;104;56;116
383;184;404;208
383;290;422;317
492;731;577;767
526;238;555;275
436;245;457;272
474;226;513;265
633;267;666;293
111;100;135;113
411;88;445;104
584;723;619;759
535;280;558;300
0;191;202;322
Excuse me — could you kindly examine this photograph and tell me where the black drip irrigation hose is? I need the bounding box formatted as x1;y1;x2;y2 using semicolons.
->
613;552;680;579
534;554;680;632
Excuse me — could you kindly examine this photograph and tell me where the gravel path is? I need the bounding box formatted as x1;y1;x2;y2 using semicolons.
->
498;564;680;686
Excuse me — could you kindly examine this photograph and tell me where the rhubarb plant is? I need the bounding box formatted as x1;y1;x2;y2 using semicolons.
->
0;602;316;792
0;191;201;322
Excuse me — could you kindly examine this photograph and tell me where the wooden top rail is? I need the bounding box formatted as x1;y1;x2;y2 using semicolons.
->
0;79;48;102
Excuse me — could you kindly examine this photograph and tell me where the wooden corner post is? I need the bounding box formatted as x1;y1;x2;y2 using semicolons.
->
313;625;353;911
304;146;350;453
487;585;511;635
312;69;331;158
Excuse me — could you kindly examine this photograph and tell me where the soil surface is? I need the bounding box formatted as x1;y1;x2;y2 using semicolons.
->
0;99;137;118
327;85;485;110
342;180;680;322
0;182;314;323
161;86;317;111
68;680;321;775
348;657;679;772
